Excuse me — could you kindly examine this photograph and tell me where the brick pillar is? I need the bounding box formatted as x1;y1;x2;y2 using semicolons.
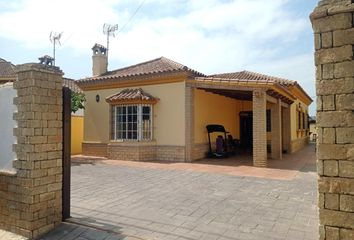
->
185;86;194;162
282;106;291;153
311;1;354;239
0;63;63;239
271;99;282;160
252;89;267;167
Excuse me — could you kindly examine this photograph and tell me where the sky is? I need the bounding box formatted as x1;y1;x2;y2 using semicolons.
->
0;0;318;115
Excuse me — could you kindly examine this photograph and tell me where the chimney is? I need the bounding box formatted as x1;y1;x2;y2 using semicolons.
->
92;43;108;76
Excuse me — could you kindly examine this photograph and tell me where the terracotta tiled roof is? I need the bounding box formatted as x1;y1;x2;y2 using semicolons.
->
79;56;205;82
205;70;312;103
106;88;158;104
210;70;296;86
0;58;15;78
63;78;82;93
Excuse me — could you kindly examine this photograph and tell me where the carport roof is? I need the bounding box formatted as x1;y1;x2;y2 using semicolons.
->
209;70;312;104
210;70;296;86
189;75;296;104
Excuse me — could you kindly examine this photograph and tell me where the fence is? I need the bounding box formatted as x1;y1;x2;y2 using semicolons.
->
0;82;17;172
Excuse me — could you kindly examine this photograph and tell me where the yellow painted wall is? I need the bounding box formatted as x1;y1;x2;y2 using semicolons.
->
71;116;84;154
194;89;252;144
290;99;309;141
83;81;186;146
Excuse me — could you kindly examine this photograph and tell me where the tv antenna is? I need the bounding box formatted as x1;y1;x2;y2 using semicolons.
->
49;31;63;66
103;23;118;60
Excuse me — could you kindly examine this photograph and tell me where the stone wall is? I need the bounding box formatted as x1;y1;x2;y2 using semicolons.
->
290;136;310;153
192;143;209;160
84;142;186;162
311;1;354;239
82;142;108;157
107;143;156;162
155;146;185;162
0;63;63;239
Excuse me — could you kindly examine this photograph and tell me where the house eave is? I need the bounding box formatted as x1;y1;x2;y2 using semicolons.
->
77;71;193;91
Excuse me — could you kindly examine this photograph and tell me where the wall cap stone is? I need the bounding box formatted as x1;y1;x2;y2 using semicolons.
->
310;2;354;20
15;63;63;75
0;169;17;176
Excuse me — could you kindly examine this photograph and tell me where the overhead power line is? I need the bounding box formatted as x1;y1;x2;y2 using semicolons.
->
118;0;146;34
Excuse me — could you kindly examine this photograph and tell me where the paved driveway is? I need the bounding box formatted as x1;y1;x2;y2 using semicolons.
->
42;145;318;240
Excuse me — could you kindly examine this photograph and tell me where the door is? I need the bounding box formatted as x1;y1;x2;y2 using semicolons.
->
239;111;253;152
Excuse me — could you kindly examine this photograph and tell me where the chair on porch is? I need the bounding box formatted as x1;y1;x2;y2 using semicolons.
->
227;134;240;154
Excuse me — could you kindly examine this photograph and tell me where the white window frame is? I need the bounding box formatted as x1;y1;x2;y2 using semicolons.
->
112;104;153;141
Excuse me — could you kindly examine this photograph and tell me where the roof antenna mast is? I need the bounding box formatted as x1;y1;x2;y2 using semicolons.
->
103;23;118;61
49;32;63;66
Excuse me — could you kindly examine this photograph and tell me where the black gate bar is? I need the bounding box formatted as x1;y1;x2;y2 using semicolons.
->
62;87;71;220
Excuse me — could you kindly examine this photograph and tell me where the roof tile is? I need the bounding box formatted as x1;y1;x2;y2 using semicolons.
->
210;70;296;86
63;78;82;93
106;88;158;104
0;58;15;78
79;56;204;82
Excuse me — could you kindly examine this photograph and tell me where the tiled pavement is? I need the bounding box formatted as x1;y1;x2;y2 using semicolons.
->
0;144;302;240
0;229;27;240
39;144;319;240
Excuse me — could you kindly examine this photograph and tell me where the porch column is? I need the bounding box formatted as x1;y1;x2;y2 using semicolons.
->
282;106;291;153
185;86;194;162
271;99;282;159
252;89;267;167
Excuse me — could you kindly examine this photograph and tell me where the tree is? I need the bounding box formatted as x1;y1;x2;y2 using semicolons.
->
71;92;86;113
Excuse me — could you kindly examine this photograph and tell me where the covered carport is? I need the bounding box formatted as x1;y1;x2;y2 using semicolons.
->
186;76;295;167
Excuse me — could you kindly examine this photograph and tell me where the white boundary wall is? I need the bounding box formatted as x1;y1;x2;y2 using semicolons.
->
0;82;17;172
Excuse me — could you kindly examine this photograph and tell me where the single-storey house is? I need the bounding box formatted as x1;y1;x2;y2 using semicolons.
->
77;44;312;167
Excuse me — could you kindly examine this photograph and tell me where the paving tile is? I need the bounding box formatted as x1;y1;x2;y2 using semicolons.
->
39;144;318;240
0;230;27;240
38;223;78;240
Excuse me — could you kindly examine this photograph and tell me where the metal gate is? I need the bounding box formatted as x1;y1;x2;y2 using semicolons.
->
62;87;71;220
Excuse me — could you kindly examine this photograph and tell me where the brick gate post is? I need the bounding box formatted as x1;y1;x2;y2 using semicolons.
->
311;1;354;239
0;63;63;239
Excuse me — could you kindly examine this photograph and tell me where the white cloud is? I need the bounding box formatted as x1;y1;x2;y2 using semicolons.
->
0;0;315;112
0;0;121;50
107;0;307;73
0;0;306;60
